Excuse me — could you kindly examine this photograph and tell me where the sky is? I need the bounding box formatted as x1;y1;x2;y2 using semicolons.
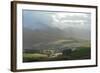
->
22;10;91;49
22;10;91;30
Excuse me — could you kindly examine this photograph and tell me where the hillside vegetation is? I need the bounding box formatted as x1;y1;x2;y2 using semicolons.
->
23;39;91;62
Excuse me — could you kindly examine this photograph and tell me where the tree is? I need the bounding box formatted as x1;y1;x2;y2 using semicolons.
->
62;49;72;56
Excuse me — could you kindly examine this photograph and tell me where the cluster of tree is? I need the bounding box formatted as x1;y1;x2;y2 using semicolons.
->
24;47;74;58
62;49;72;56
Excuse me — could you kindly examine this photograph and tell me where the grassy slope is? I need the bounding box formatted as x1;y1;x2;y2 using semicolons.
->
23;47;90;62
69;47;91;59
23;39;91;62
23;53;48;62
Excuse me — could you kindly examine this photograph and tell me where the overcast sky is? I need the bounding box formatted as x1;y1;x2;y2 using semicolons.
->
22;10;91;30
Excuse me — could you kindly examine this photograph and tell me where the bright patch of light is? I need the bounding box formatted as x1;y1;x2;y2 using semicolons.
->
50;12;90;30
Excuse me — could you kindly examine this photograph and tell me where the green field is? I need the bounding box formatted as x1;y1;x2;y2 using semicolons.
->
68;47;91;59
23;46;91;62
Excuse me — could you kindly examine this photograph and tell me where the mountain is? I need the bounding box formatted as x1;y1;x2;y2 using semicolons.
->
23;25;90;50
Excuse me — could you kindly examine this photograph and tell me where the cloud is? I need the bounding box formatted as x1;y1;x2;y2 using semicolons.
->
23;10;91;30
50;12;91;30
